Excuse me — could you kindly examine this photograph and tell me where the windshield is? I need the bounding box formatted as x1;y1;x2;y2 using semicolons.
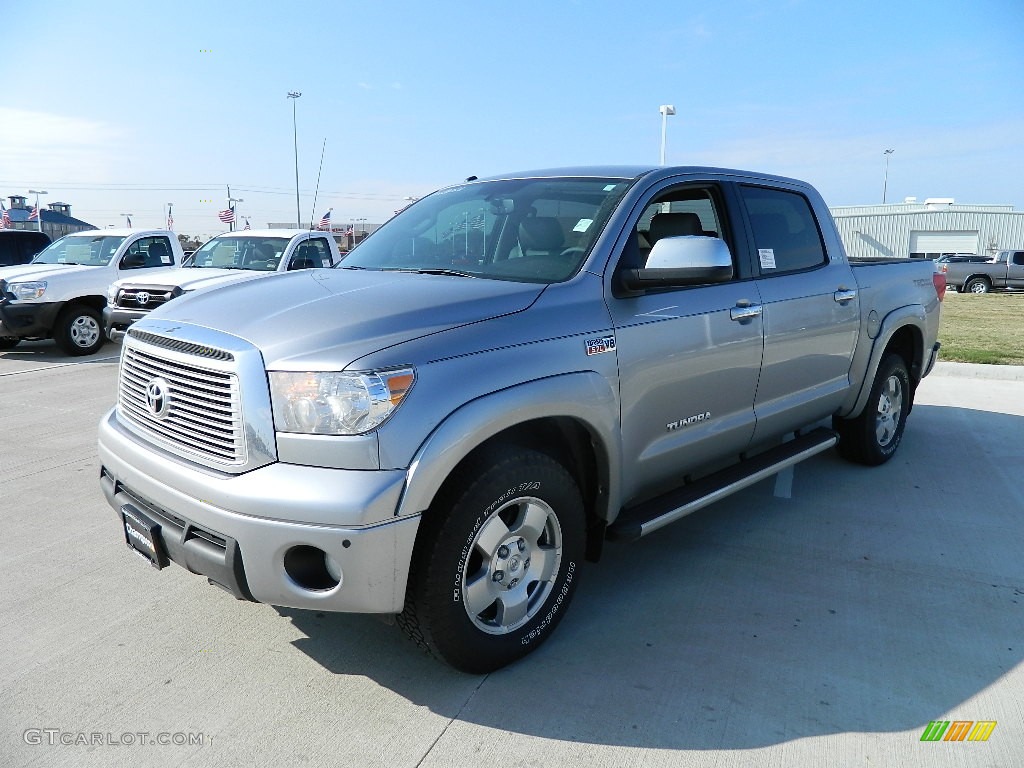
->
187;236;292;271
339;176;634;283
32;234;127;266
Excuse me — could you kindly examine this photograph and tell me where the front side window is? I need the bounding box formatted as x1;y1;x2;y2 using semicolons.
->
740;185;826;274
289;237;333;269
120;236;175;269
33;234;126;266
339;176;634;283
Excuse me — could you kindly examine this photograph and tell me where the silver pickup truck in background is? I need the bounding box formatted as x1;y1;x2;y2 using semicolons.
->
939;249;1024;293
98;166;943;673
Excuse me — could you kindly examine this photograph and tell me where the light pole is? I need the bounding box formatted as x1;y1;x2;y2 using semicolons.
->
228;195;244;232
29;189;47;233
659;105;676;166
882;148;895;204
287;91;302;227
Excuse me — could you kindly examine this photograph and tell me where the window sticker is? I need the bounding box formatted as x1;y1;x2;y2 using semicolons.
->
573;218;593;233
603;184;618;191
759;248;777;269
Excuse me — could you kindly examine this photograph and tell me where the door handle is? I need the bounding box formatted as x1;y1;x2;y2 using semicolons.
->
834;288;857;304
730;302;763;322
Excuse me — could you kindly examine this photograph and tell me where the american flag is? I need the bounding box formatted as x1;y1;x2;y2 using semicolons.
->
167;213;174;230
28;206;39;221
0;203;9;229
218;208;235;224
317;209;331;230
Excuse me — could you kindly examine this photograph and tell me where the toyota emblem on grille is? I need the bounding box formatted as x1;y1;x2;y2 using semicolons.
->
136;291;151;306
145;377;172;419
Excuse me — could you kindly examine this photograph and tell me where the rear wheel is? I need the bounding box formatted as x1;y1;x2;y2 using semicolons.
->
965;277;991;294
398;446;585;674
54;305;105;356
834;353;910;466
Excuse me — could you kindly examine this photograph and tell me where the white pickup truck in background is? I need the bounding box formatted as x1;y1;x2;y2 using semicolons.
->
103;229;344;341
0;229;183;355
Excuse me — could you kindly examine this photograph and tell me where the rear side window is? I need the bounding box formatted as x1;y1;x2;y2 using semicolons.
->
1013;251;1024;266
740;185;826;274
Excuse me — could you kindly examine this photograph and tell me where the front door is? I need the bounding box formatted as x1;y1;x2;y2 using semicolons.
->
608;182;764;505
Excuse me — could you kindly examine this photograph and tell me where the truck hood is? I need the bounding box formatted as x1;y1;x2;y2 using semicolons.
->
145;268;545;369
115;267;268;292
0;263;103;283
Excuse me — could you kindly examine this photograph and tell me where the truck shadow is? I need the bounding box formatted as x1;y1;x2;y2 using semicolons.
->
279;402;1023;750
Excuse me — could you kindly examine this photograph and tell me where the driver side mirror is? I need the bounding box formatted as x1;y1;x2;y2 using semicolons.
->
619;236;734;291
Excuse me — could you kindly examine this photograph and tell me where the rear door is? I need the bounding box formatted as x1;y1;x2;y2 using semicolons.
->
607;180;764;503
737;184;860;443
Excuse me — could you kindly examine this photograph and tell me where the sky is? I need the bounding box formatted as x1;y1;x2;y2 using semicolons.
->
1;0;1022;238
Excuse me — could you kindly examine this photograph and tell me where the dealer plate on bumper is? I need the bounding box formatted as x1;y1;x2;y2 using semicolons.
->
121;504;169;569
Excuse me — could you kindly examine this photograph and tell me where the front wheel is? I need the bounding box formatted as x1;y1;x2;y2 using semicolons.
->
398;446;585;673
834;353;910;466
54;305;105;356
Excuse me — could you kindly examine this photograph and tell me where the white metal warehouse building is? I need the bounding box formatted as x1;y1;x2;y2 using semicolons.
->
829;199;1024;260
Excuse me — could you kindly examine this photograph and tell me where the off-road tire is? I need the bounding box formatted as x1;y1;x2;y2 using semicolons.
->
834;353;910;466
398;446;585;674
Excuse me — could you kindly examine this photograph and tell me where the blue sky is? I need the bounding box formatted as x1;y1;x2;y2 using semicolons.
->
2;0;1021;237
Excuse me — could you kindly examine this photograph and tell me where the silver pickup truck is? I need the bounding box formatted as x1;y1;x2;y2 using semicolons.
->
98;166;943;673
940;249;1024;293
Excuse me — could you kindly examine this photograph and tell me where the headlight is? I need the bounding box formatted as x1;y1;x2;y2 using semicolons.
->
269;368;415;435
7;281;47;300
106;284;119;303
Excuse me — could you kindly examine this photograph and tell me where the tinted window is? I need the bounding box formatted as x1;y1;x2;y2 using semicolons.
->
740;185;826;274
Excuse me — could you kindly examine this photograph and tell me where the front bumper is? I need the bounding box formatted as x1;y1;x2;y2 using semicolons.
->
98;408;421;613
0;300;63;338
102;306;149;341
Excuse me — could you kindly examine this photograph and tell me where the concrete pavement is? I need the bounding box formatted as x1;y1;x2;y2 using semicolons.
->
1;341;1021;767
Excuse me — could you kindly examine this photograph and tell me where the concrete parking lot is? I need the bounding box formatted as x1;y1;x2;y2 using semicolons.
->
1;341;1021;767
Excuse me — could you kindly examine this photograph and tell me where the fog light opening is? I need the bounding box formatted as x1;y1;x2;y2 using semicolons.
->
283;545;342;591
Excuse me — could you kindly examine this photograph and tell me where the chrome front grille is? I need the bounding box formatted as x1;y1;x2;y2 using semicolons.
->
118;343;245;466
115;287;174;311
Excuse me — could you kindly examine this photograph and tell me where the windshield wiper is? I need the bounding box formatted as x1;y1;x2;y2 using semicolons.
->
395;267;477;278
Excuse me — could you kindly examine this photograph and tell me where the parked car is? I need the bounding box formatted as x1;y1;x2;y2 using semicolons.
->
98;165;943;673
0;229;182;354
941;249;1024;293
0;230;52;267
104;229;344;340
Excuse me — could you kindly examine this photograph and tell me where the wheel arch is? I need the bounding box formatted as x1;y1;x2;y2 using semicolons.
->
840;307;926;419
396;373;620;563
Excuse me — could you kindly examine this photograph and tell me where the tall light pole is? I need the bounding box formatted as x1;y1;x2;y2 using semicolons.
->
659;105;676;166
29;189;47;233
882;148;895;204
287;91;302;227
